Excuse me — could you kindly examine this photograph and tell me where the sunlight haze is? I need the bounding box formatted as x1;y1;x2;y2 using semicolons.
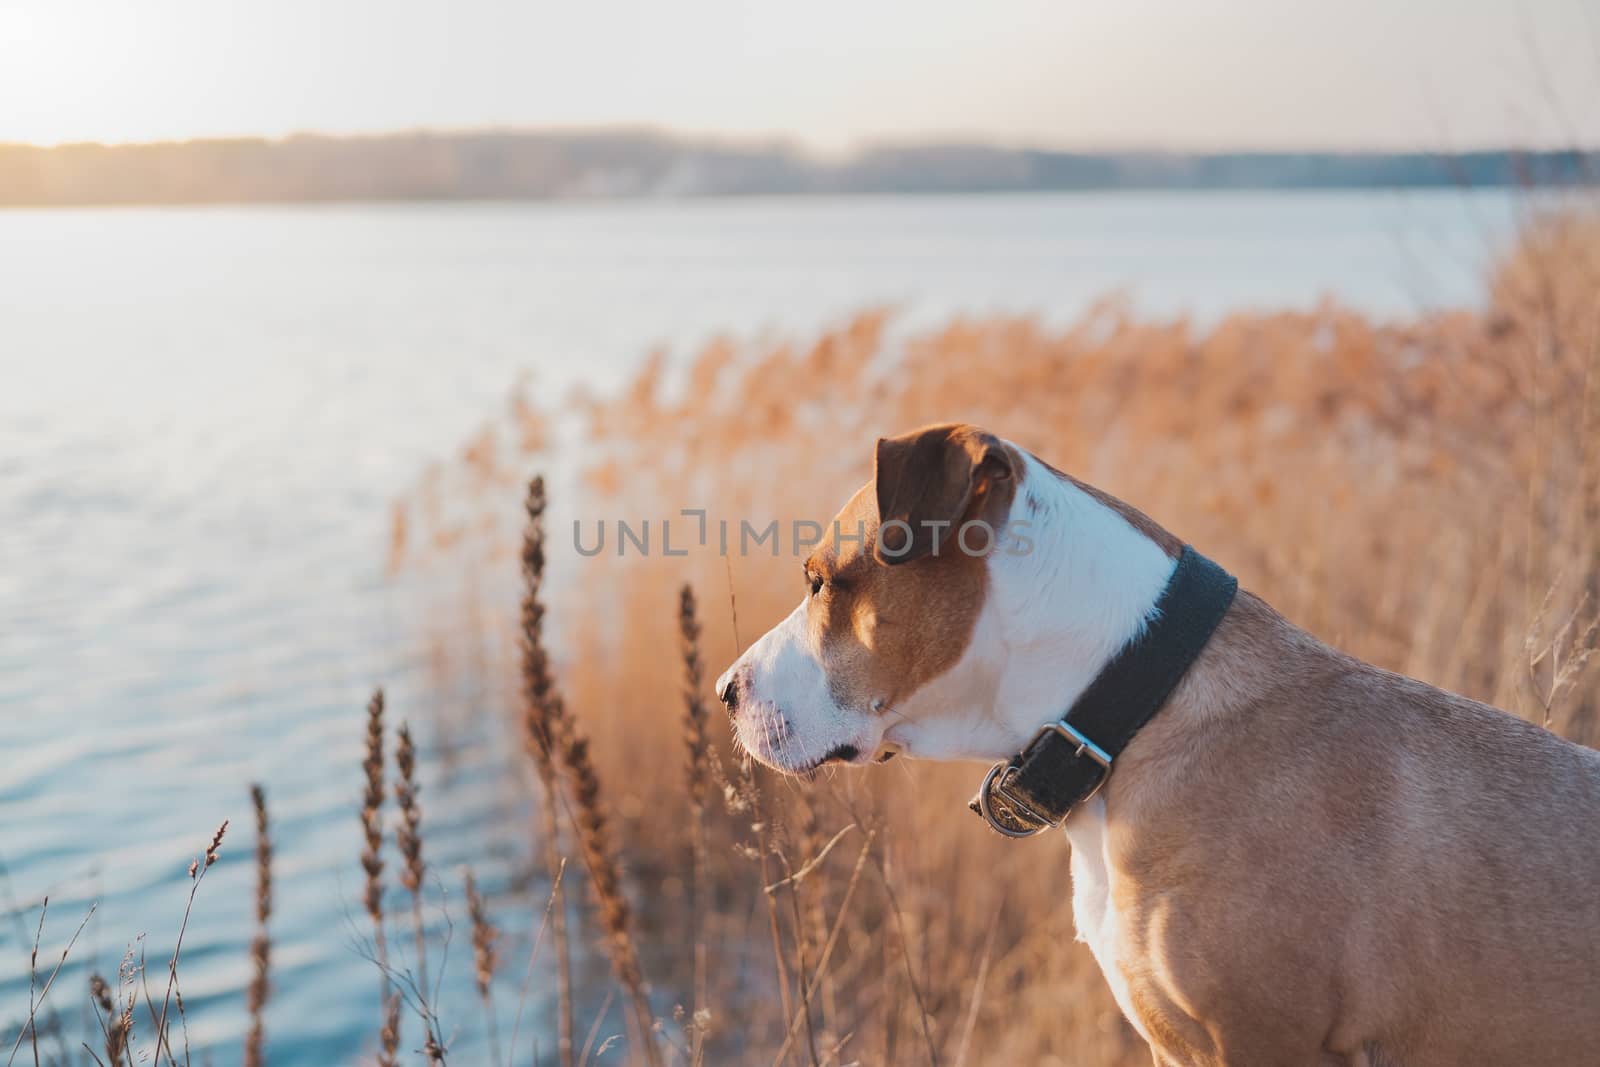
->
2;0;1597;149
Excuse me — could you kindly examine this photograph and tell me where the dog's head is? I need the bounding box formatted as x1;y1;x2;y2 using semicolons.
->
714;423;1026;776
715;422;1180;778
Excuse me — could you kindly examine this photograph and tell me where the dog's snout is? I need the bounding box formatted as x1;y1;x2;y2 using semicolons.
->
718;673;741;714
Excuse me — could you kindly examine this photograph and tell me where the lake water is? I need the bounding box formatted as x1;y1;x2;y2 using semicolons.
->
0;190;1532;1063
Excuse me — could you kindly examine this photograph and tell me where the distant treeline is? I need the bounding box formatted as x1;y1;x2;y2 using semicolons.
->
1;129;1595;205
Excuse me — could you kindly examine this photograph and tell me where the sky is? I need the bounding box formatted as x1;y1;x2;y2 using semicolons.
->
1;0;1598;151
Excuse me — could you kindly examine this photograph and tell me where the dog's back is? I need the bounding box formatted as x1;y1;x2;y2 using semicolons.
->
1342;666;1600;1065
1101;591;1600;1066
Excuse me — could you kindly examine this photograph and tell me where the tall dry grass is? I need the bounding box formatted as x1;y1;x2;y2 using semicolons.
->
386;206;1600;1065
11;823;227;1067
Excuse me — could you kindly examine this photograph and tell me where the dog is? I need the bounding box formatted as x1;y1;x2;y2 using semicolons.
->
714;422;1600;1067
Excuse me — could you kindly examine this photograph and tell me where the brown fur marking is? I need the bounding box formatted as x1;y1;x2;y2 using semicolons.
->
804;424;1017;715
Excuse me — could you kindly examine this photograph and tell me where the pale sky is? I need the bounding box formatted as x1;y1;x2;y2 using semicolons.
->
2;0;1597;150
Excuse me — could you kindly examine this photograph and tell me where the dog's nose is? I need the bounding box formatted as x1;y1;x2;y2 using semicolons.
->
718;674;740;714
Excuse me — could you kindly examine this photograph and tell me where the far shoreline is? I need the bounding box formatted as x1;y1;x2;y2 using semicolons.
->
1;131;1594;209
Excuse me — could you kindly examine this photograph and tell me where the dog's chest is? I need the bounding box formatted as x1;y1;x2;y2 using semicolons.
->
1063;798;1148;1039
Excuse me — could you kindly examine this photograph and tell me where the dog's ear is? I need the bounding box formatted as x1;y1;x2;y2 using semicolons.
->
873;424;1012;565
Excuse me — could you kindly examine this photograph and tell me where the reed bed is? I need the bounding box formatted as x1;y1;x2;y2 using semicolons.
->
386;205;1600;1065
5;207;1598;1067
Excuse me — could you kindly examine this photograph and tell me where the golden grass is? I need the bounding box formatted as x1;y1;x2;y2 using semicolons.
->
386;205;1600;1065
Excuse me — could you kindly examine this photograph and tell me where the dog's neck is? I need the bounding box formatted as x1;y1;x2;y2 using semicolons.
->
891;452;1187;763
984;455;1183;748
887;452;1264;766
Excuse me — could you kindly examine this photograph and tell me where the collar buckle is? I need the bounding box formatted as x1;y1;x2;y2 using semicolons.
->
975;718;1115;838
1043;718;1115;774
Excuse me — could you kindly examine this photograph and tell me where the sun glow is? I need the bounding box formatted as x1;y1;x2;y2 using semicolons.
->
1;0;1597;149
0;4;183;145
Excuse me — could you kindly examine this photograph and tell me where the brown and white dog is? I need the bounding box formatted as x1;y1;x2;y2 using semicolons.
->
715;422;1600;1067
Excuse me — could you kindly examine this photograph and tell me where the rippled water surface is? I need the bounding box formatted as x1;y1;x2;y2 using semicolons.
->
0;191;1527;1063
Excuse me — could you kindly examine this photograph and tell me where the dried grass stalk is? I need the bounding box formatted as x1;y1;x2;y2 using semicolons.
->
6;897;93;1067
89;973;127;1067
394;723;430;999
378;995;401;1067
558;727;663;1067
518;474;575;1067
243;784;272;1067
464;869;501;1065
678;584;711;1048
394;722;449;1064
517;475;662;1065
360;689;401;1067
154;822;226;1065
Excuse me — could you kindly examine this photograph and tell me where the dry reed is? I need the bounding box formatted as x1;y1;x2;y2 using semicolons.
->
790;793;838;1053
678;584;711;1058
559;720;663;1067
243;785;272;1067
393;722;445;1061
173;986;192;1066
517;474;576;1067
88;974;126;1067
10;900;81;1067
360;688;401;1067
395;722;426;900
24;898;43;1067
510;483;663;1050
115;958;135;1067
463;868;501;1065
378;997;401;1067
153;822;225;1066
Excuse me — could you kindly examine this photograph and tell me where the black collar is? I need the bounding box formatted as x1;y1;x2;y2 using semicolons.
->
970;545;1238;837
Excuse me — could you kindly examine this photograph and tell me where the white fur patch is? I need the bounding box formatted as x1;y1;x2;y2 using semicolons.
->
1064;796;1149;1042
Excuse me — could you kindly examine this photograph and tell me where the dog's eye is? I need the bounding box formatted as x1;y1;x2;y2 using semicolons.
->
806;570;824;597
